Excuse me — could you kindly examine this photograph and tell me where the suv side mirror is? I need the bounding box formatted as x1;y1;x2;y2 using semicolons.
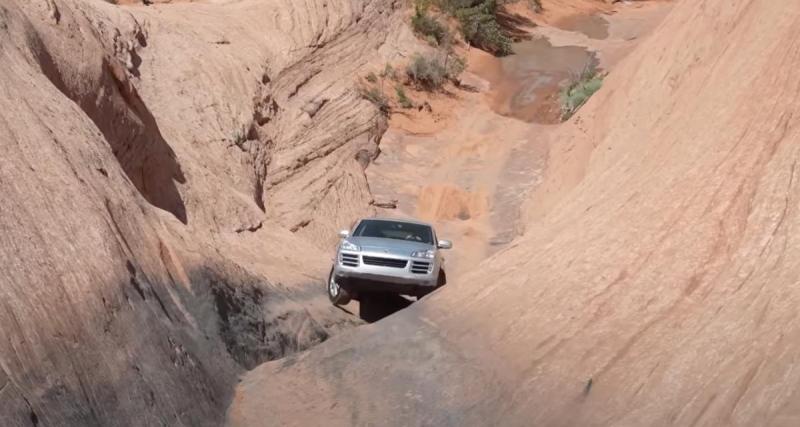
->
338;229;350;238
437;240;453;249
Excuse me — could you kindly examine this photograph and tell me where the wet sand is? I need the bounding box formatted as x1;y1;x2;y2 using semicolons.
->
556;14;610;39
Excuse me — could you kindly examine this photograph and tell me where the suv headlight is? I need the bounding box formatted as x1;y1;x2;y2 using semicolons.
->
340;240;360;252
411;249;435;259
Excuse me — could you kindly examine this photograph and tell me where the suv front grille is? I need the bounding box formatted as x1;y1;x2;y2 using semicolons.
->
362;256;407;269
340;253;359;267
411;260;431;274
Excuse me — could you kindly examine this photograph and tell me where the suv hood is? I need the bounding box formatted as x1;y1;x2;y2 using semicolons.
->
346;236;433;256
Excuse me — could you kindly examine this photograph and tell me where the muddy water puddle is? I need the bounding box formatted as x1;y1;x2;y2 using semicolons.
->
482;37;598;123
556;14;610;40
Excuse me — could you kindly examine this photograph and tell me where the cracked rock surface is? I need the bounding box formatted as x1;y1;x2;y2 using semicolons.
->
0;0;410;425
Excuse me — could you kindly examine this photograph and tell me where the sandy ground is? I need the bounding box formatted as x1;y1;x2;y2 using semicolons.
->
367;93;544;278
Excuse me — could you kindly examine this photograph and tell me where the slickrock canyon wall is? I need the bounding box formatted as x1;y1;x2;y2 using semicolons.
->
0;0;408;424
230;1;800;426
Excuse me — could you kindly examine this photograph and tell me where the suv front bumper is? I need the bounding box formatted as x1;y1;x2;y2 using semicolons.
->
333;250;438;295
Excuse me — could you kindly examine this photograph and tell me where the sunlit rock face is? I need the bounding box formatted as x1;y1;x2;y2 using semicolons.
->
229;1;800;426
0;0;406;424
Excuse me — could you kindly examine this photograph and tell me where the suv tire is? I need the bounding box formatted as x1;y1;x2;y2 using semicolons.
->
328;267;351;305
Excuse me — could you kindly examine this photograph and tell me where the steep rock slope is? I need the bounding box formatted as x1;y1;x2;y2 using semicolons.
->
73;0;411;240
0;4;235;424
0;0;406;425
231;1;800;425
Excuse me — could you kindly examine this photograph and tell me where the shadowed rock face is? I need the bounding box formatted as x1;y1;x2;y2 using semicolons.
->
27;1;187;223
230;0;800;425
0;0;404;424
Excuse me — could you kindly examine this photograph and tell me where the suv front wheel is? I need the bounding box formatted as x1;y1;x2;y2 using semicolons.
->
327;268;351;305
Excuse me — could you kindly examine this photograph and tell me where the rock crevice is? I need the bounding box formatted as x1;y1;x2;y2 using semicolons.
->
0;0;401;424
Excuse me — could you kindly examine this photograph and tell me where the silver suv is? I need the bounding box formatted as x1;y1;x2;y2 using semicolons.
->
327;218;452;305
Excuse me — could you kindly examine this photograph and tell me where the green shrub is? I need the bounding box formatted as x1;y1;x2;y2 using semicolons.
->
560;67;604;120
426;0;512;56
411;6;450;46
395;85;414;109
365;72;378;83
455;0;512;55
231;126;247;148
406;52;466;90
435;0;479;13
407;54;446;89
445;54;466;78
380;63;397;80
359;86;390;114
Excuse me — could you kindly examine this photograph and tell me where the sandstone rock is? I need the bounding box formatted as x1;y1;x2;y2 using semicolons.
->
230;0;800;425
0;0;405;424
371;198;399;209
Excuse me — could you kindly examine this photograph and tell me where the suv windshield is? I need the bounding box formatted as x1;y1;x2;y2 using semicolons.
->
353;219;434;244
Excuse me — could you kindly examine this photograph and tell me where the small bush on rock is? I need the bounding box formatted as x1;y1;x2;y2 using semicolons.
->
395;85;414;108
359;86;390;114
406;52;466;90
455;0;512;55
560;65;604;120
425;0;512;55
381;63;397;80
411;6;450;46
